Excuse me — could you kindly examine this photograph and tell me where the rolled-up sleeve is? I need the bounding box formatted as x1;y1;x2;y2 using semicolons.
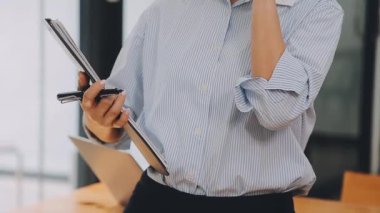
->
235;2;344;131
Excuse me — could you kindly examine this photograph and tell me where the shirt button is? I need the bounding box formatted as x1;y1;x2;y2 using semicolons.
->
200;84;208;93
194;128;202;136
188;172;195;182
226;10;231;17
212;44;220;52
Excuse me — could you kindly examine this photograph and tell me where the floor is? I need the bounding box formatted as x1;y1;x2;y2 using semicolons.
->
0;175;72;213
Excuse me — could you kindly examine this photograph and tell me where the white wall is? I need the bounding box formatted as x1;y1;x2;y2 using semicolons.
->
371;28;380;174
123;0;155;38
0;0;79;177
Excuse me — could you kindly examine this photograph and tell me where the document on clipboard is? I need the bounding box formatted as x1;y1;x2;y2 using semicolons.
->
45;18;169;176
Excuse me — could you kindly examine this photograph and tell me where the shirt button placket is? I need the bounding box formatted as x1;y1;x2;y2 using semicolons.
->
216;8;232;61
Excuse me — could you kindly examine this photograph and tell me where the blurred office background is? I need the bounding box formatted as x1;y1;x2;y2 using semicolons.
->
0;0;379;212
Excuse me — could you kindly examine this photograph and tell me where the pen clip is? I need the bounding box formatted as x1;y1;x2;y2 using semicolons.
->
58;95;82;104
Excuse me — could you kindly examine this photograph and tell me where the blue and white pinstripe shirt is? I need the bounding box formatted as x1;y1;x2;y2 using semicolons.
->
91;0;343;196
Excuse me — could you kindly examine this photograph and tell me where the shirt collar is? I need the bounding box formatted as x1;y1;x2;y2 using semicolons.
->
229;0;298;7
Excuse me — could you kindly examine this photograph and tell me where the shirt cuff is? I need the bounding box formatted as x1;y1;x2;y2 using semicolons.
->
234;49;308;112
234;76;265;113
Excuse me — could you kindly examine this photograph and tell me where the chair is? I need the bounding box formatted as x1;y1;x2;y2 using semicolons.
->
341;171;380;207
0;142;23;207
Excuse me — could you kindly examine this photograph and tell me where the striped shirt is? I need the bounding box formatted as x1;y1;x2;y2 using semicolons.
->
86;0;343;196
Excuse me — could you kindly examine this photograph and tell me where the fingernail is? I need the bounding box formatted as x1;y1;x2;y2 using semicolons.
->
100;80;106;85
121;91;127;96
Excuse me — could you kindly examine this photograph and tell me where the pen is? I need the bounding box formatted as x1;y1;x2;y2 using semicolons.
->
57;88;123;104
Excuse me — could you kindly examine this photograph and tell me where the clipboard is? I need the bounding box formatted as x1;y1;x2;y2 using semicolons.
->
45;18;169;176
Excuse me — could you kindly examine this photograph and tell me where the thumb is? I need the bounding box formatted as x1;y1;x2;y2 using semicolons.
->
78;71;90;91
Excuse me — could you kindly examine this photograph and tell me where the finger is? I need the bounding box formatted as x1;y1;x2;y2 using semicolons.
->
92;95;118;123
78;72;90;91
104;91;127;126
113;110;129;128
82;80;105;112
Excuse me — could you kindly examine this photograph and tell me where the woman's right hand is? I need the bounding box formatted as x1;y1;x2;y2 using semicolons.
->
78;72;129;143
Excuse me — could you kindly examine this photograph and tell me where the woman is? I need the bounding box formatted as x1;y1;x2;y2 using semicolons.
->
79;0;343;212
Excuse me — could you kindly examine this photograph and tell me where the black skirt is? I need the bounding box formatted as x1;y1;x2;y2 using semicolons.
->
124;171;295;213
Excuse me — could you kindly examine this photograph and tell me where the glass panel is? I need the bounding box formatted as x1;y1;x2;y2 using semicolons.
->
308;0;370;198
0;0;78;210
314;0;366;137
44;0;79;177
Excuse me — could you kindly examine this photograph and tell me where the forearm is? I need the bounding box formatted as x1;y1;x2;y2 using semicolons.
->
252;0;285;80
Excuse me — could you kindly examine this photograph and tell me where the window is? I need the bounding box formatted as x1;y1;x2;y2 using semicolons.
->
0;0;79;210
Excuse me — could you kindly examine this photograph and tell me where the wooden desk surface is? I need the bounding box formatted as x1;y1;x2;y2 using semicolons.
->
11;183;380;213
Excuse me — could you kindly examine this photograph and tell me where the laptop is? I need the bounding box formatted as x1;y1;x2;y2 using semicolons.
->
70;136;144;205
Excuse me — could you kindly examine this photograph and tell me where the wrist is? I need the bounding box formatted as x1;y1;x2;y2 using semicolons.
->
253;0;276;8
84;114;124;144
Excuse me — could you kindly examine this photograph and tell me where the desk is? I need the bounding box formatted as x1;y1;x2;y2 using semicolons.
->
11;183;380;213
